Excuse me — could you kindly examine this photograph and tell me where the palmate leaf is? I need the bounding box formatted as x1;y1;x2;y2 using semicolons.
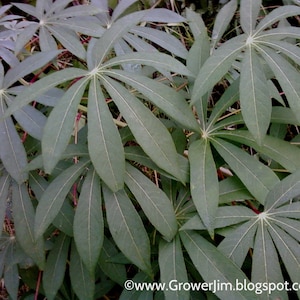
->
102;185;152;276
34;158;90;239
124;162;177;241
42;77;89;174
87;78;125;192
73;168;103;274
189;139;219;237
180;230;257;300
211;138;279;203
217;172;300;298
14;1;102;58
159;236;189;300
102;76;184;182
240;46;271;144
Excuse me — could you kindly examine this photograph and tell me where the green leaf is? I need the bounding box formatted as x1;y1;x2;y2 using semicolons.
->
104;70;200;132
13;3;38;18
43;233;71;300
91;10;147;68
206;78;240;132
73;168;103;274
14;23;39;54
102;52;192;77
48;25;86;59
212;138;279;203
0;99;28;183
29;171;74;236
257;40;300;66
102;76;184;182
98;236;127;286
129;27;188;59
42;77;89;174
255;5;300;34
87;78;125;192
257;46;300;123
187;28;210;81
240;0;261;35
219;176;253;203
185;8;207;39
4;68;88;117
265;170;300;211
0;172;10;234
70;242;95;300
252;223;287;300
180;230;257;300
214;130;300;173
159;236;189;300
240;47;271;144
255;27;300;41
12;182;45;269
191;35;246;104
124;162;178;241
4;269;18;300
268;223;300;299
102;185;152;276
189;139;219;237
181;206;256;231
211;0;237;49
124;146;189;183
271;107;300;125
34;158;90;239
39;26;57;52
3;50;61;88
217;219;257;268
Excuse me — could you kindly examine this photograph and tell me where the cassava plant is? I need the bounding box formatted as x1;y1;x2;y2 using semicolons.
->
1;0;300;299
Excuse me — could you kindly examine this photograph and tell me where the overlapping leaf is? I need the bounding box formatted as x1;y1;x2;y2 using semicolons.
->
102;185;152;276
73;168;103;274
34;158;90;239
189;139;219;237
240;46;271;144
124;162;178;241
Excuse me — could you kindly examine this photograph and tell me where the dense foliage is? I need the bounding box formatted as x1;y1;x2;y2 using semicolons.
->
1;0;300;299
